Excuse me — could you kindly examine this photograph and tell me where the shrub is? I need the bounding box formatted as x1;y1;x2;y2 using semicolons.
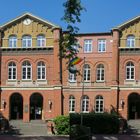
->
70;125;91;140
70;113;120;134
54;115;70;135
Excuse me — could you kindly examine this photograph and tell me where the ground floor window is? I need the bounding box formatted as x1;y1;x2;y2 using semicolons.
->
95;95;104;113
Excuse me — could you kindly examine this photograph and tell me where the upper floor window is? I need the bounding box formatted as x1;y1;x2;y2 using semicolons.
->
37;35;46;47
126;62;135;80
127;35;135;47
69;95;75;112
22;61;32;80
9;35;17;48
37;61;46;80
22;35;32;47
81;95;89;113
84;39;92;53
69;72;76;82
98;39;106;52
96;64;105;82
95;95;104;113
83;64;91;82
8;62;16;80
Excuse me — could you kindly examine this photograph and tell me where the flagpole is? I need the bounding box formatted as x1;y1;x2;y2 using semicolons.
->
81;57;85;126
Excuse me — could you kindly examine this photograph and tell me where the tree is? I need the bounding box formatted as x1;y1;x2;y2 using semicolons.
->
60;0;85;72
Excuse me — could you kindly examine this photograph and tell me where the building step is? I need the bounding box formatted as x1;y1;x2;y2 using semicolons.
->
9;120;48;136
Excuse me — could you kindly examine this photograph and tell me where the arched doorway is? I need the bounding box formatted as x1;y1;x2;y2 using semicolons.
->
128;93;140;119
10;93;23;120
30;93;43;120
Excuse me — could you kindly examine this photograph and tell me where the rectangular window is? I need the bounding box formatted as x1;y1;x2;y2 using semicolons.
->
84;40;92;53
69;73;76;82
98;39;106;52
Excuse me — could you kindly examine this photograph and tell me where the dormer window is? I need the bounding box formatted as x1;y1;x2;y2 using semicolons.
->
37;35;46;47
9;35;17;48
126;35;135;47
22;35;32;47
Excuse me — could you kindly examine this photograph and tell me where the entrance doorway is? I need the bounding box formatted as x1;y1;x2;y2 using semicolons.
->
30;93;43;120
128;93;140;119
10;93;23;120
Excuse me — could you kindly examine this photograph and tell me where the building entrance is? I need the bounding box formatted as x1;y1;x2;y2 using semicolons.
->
30;93;43;120
10;93;23;120
128;93;140;119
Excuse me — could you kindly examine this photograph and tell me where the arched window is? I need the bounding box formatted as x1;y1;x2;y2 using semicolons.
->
22;35;32;47
83;64;90;81
127;35;135;47
95;95;104;113
9;35;17;48
81;95;89;112
69;95;75;112
37;35;46;47
37;61;46;80
22;61;32;80
96;64;105;81
126;62;135;80
8;62;16;80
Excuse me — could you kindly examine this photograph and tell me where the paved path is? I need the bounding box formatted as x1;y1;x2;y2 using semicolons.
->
128;120;140;135
0;136;69;140
0;135;140;140
92;135;140;140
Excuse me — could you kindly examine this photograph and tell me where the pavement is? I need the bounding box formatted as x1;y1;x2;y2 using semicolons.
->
0;120;140;140
0;136;69;140
92;135;140;140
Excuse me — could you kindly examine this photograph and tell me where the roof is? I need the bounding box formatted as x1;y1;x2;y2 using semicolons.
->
0;12;61;30
112;15;140;30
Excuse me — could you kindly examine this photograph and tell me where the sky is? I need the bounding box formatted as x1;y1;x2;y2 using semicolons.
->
0;0;140;33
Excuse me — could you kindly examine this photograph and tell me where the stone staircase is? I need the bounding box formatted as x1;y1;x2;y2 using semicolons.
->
9;120;48;136
128;120;140;135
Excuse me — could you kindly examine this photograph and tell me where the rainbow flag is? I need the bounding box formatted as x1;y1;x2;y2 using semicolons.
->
70;57;83;65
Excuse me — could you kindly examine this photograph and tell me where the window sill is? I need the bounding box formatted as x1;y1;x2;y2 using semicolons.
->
68;80;77;83
96;80;105;83
81;111;89;113
69;111;75;113
7;79;17;81
125;79;135;81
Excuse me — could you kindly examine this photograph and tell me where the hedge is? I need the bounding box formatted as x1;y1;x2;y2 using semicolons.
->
70;113;120;134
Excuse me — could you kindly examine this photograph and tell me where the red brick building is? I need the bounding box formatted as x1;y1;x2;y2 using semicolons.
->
0;13;140;122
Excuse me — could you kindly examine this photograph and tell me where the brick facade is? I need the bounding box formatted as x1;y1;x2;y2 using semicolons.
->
0;13;140;122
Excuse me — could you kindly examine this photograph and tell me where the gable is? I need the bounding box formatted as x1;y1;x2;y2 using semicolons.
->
114;16;140;47
0;12;60;30
113;15;140;31
1;13;60;48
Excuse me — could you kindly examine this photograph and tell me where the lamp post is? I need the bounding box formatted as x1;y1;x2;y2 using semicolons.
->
81;57;85;126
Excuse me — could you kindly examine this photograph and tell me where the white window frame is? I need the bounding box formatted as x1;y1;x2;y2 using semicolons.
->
96;64;105;82
9;36;17;48
68;72;76;82
37;61;46;80
126;62;135;80
22;61;32;80
69;95;75;113
98;39;106;52
84;39;92;53
95;95;104;113
83;64;90;82
8;62;17;80
37;35;46;47
81;95;89;113
22;35;32;47
127;35;135;47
